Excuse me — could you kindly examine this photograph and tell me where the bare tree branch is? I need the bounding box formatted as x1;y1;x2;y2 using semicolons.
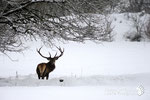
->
0;0;113;53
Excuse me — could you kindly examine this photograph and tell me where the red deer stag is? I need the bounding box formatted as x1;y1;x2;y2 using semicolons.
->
36;47;64;80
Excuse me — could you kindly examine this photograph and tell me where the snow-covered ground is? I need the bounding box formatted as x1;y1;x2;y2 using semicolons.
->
0;13;150;100
0;86;150;100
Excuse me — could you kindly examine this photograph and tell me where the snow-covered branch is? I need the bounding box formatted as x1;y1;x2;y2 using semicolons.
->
0;0;113;53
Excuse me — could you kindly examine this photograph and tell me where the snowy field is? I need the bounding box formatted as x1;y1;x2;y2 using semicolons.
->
0;86;150;100
0;13;150;100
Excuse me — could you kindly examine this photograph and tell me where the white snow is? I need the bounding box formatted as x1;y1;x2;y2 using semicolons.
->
0;86;150;100
0;13;150;100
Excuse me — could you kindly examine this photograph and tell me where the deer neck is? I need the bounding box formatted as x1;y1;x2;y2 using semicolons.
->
47;61;55;68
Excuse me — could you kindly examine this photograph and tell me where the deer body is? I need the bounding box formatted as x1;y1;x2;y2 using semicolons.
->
36;47;64;80
36;62;55;80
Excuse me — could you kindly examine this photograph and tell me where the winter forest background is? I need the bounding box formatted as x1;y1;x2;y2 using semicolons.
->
0;0;150;100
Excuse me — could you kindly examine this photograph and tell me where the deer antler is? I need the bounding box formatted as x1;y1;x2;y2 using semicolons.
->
37;46;64;60
37;47;50;59
54;46;64;59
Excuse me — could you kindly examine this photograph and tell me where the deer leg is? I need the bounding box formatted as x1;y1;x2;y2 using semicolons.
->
42;75;45;79
36;68;41;79
38;74;40;79
42;70;47;80
46;74;49;80
42;77;44;79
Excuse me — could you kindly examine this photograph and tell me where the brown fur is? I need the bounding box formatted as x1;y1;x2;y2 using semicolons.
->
36;60;56;80
37;63;46;76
